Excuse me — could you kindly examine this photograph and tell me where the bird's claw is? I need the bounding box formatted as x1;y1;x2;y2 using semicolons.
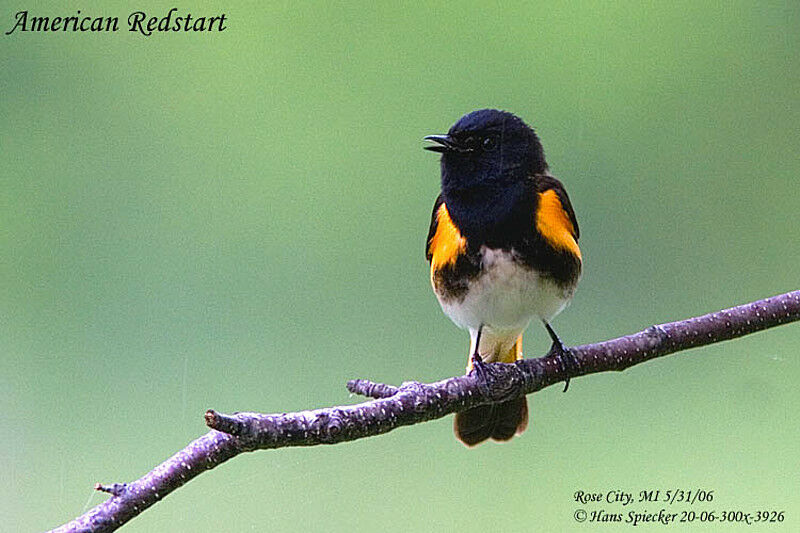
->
470;352;491;397
548;339;578;392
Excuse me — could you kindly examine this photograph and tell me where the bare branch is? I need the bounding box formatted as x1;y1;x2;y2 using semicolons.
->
49;290;800;533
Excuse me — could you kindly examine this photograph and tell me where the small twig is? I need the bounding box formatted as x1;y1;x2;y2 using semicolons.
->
94;484;127;498
49;290;800;533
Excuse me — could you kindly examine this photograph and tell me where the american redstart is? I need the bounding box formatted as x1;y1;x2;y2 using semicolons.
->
424;109;581;447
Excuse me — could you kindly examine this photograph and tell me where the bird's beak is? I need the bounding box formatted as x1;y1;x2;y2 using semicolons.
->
423;134;456;153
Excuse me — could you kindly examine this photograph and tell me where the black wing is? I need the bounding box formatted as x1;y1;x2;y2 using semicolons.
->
425;194;444;261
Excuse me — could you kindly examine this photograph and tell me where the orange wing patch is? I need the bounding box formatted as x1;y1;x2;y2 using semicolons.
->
536;190;582;260
429;203;467;270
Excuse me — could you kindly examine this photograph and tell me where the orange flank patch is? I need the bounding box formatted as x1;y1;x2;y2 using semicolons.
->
536;190;582;260
429;204;466;271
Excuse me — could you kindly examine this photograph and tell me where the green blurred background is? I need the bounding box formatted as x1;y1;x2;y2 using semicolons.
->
2;1;799;531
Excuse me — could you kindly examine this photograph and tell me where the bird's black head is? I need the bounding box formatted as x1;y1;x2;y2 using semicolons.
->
424;109;547;234
424;109;546;195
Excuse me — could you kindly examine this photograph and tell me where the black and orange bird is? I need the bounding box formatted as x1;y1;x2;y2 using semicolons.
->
424;109;582;447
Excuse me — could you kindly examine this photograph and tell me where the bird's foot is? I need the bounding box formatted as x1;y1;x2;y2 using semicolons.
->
470;352;491;398
547;338;578;392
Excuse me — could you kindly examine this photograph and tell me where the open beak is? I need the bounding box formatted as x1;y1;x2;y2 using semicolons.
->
423;134;456;153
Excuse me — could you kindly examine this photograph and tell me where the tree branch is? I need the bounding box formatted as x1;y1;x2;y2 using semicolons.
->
49;290;800;532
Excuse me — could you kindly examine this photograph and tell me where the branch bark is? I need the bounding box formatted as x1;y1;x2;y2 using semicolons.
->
49;290;800;533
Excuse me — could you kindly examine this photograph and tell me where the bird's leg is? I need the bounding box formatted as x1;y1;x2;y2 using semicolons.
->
471;325;483;361
543;321;578;392
470;325;490;397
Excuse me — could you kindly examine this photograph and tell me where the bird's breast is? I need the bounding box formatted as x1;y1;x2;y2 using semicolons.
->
434;247;574;332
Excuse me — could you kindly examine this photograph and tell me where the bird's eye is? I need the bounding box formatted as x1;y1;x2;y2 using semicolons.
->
482;136;497;151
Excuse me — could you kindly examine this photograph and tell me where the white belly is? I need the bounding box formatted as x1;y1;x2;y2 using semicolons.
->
437;248;573;360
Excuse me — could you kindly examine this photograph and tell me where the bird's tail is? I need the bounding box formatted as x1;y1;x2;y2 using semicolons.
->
454;335;529;447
